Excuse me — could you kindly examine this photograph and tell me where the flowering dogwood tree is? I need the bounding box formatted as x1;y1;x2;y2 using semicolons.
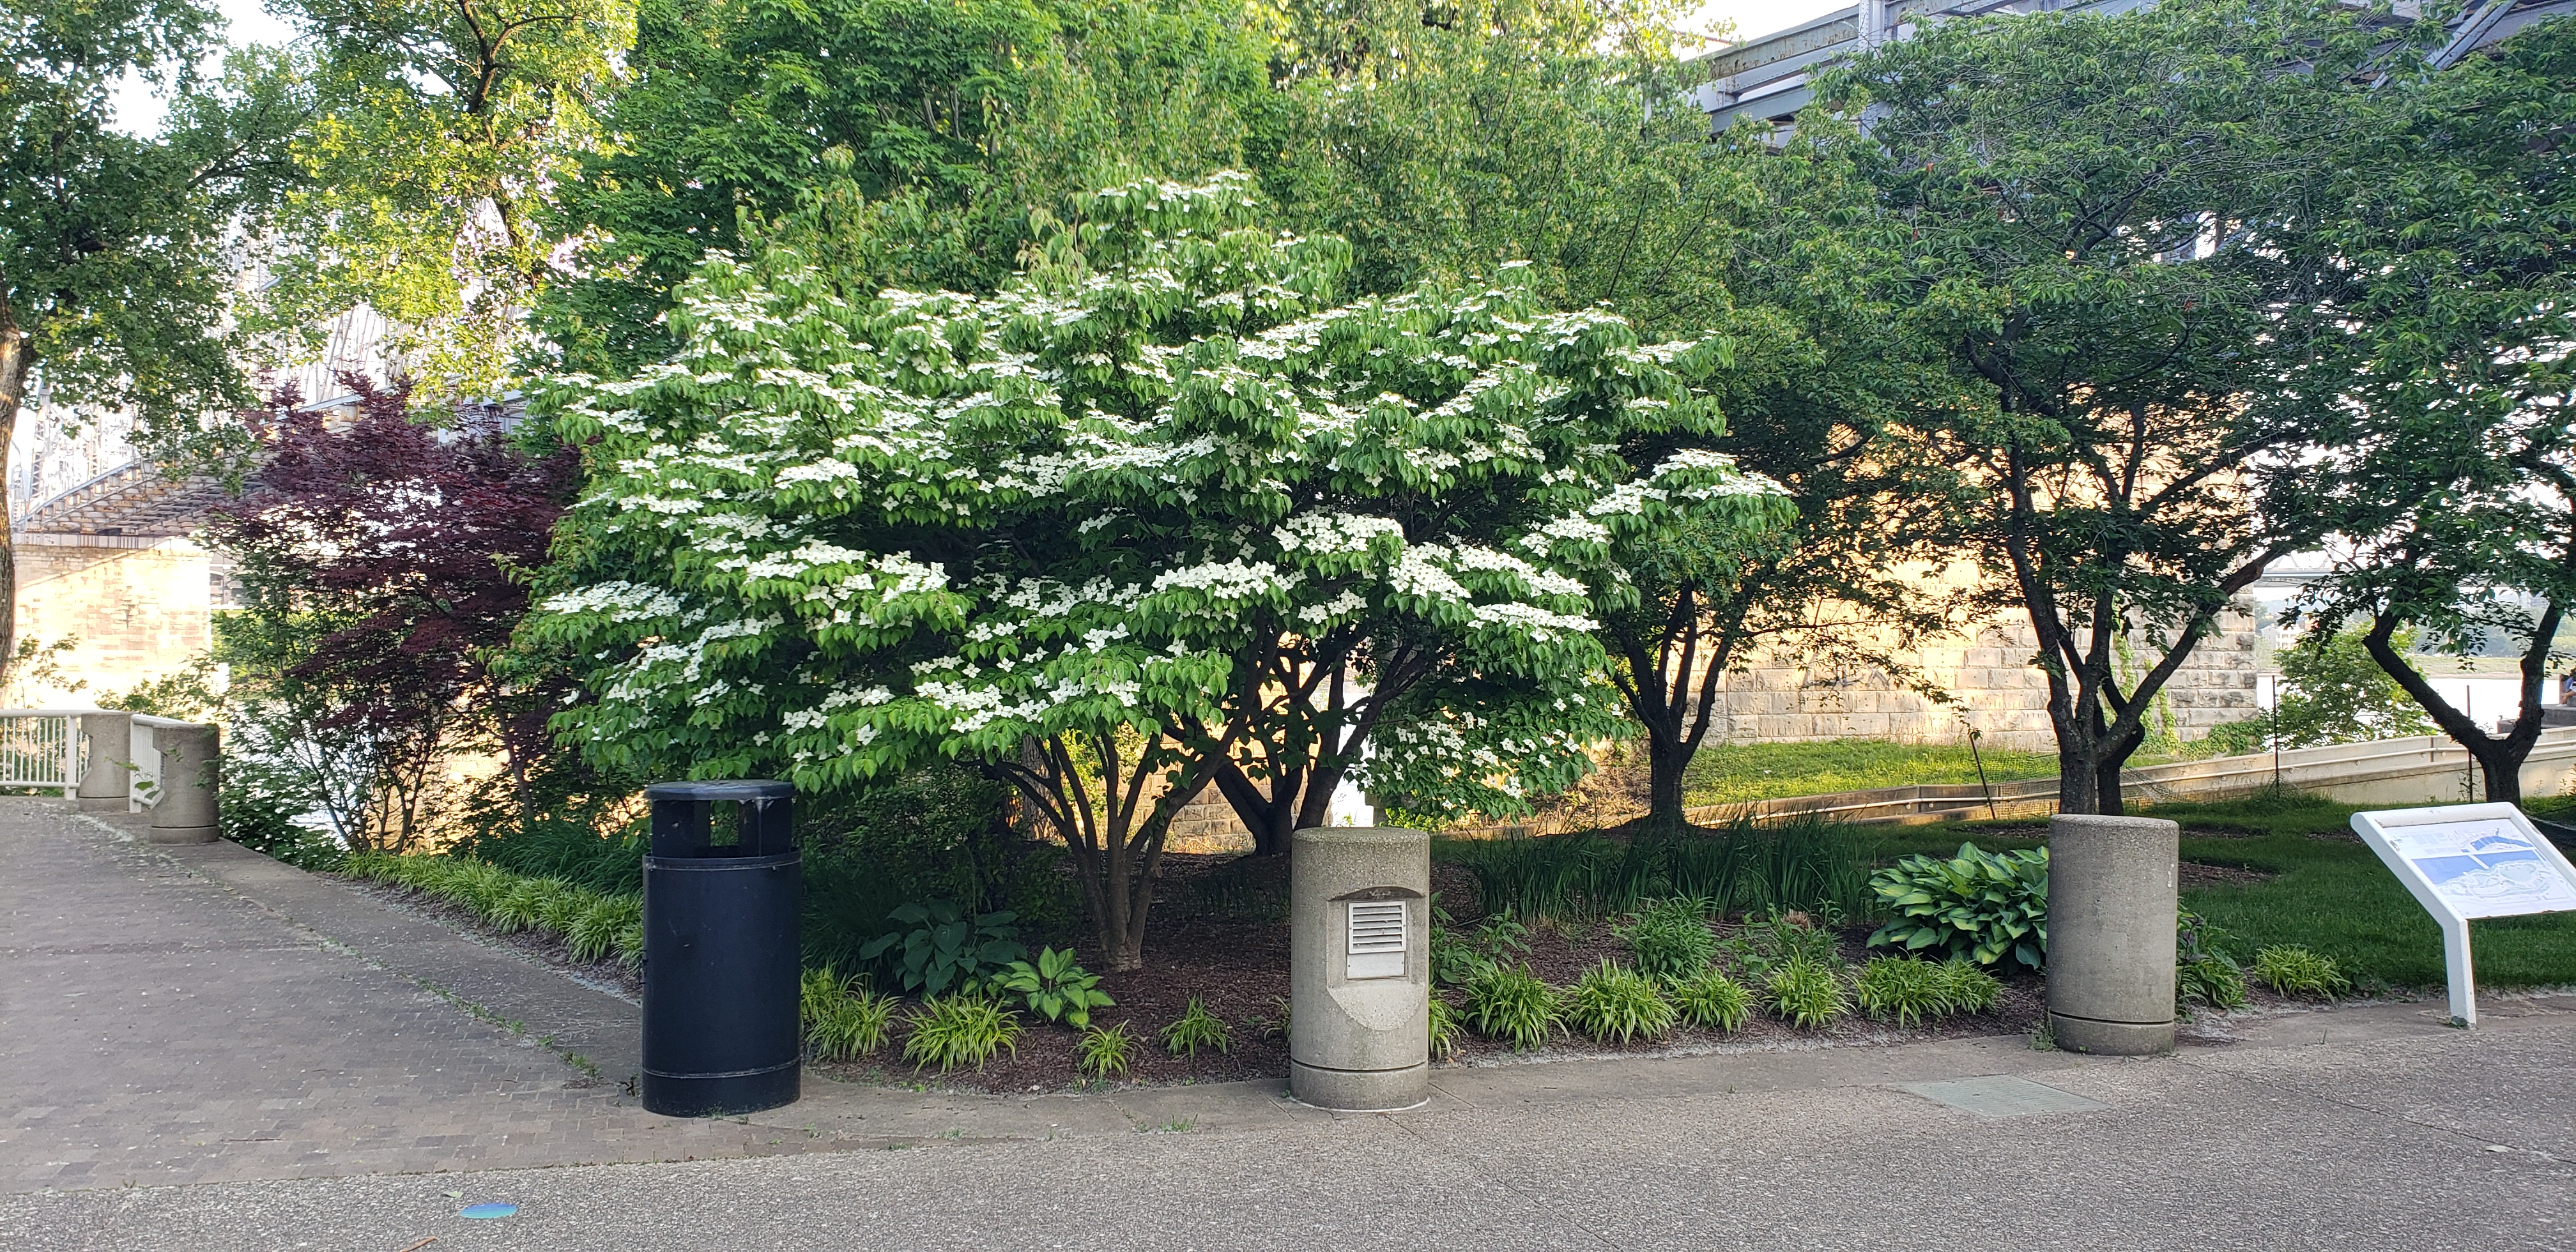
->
528;172;1787;966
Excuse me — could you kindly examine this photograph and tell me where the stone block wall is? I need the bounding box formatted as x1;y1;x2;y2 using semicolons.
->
8;534;214;706
1697;607;2261;753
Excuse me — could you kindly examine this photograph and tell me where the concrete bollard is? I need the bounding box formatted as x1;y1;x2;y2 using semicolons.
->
2047;813;2179;1055
1289;825;1429;1111
77;711;135;812
147;722;221;845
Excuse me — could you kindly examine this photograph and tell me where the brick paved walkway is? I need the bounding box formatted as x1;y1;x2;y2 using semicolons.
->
0;801;762;1192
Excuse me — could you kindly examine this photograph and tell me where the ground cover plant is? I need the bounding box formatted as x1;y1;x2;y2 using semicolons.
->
1764;956;1849;1028
1670;968;1754;1031
344;851;644;966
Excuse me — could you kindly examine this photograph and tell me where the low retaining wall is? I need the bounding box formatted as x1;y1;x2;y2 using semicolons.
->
1672;728;2576;828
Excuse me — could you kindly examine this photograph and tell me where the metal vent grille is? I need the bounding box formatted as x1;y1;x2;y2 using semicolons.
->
1346;901;1407;979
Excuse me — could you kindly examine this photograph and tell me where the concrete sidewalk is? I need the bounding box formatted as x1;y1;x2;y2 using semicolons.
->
4;798;2572;1249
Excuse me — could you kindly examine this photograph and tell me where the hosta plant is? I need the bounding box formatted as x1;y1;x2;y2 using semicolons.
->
903;995;1023;1072
860;901;1027;997
1866;843;2049;970
1078;1022;1137;1079
2176;910;2247;1013
2251;945;2349;1000
1766;956;1848;1028
1429;994;1462;1062
1616;897;1717;982
1672;967;1753;1032
997;947;1115;1028
1160;998;1233;1057
1561;961;1678;1044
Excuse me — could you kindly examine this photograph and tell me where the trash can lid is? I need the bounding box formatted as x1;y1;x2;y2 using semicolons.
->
643;779;795;801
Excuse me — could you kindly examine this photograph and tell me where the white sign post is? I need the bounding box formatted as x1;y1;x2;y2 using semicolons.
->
2349;803;2576;1027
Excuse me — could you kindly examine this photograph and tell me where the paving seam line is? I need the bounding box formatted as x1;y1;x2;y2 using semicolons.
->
61;809;611;1085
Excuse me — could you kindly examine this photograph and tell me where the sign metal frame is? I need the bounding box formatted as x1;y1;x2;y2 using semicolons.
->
2349;802;2576;1027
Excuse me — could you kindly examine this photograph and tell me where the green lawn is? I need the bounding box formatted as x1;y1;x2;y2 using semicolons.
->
1899;793;2576;991
1683;739;2060;808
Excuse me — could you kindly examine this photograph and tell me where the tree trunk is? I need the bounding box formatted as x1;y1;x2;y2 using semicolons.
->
0;310;26;686
2362;608;2556;811
1644;726;1689;831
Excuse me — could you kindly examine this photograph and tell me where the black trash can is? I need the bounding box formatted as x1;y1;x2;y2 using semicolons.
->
640;779;801;1117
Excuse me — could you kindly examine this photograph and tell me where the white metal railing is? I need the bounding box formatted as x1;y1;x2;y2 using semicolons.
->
0;710;83;797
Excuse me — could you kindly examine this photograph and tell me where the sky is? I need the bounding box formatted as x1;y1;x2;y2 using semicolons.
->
111;0;1853;135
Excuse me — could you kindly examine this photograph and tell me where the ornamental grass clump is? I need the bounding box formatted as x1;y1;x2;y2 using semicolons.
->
903;995;1022;1072
1462;964;1560;1051
800;968;893;1061
1766;956;1848;1028
1160;998;1232;1057
1078;1022;1136;1079
1855;956;1949;1027
1936;958;2004;1015
1616;897;1718;982
2251;945;2349;999
1561;961;1678;1044
1671;967;1753;1032
1866;843;2049;970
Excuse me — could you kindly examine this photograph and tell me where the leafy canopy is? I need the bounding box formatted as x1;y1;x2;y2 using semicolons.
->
527;172;1788;818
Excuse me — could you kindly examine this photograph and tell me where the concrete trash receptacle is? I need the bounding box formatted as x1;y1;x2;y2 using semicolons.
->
147;723;220;844
2047;813;2179;1055
1289;825;1430;1111
78;712;134;813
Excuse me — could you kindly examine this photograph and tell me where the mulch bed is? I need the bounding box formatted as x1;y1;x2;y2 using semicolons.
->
2180;860;2278;888
817;851;2049;1095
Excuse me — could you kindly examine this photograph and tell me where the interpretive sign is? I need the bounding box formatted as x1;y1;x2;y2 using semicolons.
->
2350;803;2576;1027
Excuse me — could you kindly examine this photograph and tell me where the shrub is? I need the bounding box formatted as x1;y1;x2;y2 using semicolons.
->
859;901;1027;996
1078;1023;1136;1079
801;969;894;1062
1429;995;1462;1062
1719;910;1844;982
997;947;1115;1028
1561;961;1679;1044
1617;898;1718;982
1865;843;2049;970
1671;968;1754;1032
1936;958;2004;1014
902;995;1023;1072
1855;956;1949;1027
1767;956;1849;1028
2251;945;2349;999
1462;964;1560;1051
1160;998;1232;1057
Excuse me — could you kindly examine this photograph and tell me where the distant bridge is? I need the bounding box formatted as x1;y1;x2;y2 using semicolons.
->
1689;0;2574;132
